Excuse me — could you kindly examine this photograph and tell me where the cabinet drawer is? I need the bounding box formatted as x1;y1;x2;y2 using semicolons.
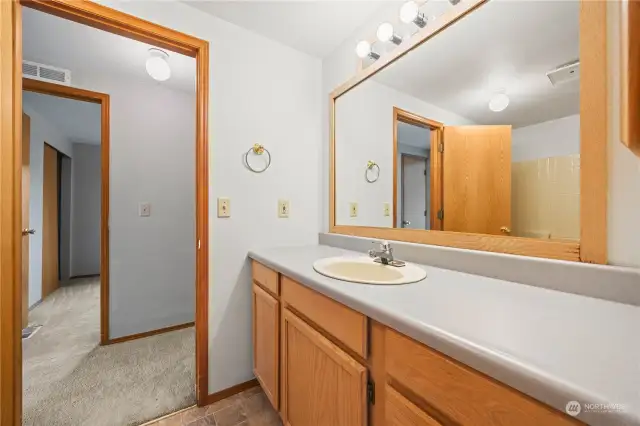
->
386;385;442;426
252;260;279;295
385;329;580;426
281;276;367;358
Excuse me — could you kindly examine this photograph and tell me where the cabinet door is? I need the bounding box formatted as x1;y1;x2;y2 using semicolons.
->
386;385;442;426
281;308;367;426
252;284;279;409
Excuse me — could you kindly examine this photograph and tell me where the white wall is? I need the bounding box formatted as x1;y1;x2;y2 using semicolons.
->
94;0;322;393
22;100;73;307
70;143;101;277
511;114;580;162
335;79;472;227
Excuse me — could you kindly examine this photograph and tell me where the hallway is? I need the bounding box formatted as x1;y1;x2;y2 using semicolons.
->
23;277;196;426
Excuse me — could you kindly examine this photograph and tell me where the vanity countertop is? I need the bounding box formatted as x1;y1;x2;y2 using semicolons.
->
249;244;640;426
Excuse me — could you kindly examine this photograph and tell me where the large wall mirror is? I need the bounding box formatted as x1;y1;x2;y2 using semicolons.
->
330;0;608;263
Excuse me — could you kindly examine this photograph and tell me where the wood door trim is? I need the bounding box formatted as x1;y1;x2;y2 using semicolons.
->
41;142;60;300
393;107;443;232
329;0;607;264
2;3;210;424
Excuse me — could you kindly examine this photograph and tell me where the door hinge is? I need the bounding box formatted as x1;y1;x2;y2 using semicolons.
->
197;239;201;250
424;169;427;176
367;380;375;405
438;142;444;153
437;209;444;220
424;209;427;217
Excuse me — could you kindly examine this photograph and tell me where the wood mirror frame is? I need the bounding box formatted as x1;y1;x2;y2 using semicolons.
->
329;0;607;263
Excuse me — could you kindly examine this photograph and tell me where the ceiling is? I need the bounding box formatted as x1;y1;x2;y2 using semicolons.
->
23;92;101;145
184;1;392;58
22;8;196;93
398;122;430;149
372;0;580;128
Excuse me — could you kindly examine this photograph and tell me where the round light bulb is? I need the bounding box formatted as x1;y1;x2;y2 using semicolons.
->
355;40;372;59
400;1;419;24
377;22;395;42
146;50;171;82
489;94;510;112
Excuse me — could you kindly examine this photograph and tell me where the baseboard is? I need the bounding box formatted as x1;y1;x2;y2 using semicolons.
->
137;404;196;426
104;321;194;345
203;378;259;406
69;273;100;279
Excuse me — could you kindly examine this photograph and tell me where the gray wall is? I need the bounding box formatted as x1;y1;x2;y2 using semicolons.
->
396;143;430;229
70;143;101;277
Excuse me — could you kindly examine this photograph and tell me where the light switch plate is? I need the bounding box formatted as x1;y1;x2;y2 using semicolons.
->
383;203;390;217
218;197;230;218
349;202;358;217
278;199;290;218
139;203;151;217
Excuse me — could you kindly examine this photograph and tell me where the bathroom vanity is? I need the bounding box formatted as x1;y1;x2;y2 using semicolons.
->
249;245;639;426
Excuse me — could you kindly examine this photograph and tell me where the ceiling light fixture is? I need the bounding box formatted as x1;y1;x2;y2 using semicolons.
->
377;22;402;45
489;93;510;112
146;48;171;82
355;40;380;60
400;1;426;28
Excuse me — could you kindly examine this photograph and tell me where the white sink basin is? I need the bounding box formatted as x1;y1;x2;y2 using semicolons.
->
313;256;426;285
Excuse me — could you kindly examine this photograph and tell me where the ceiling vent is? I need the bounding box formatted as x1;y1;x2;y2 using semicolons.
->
546;60;579;86
22;60;71;86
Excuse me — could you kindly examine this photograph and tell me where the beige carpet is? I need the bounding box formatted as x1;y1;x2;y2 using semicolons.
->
23;277;196;426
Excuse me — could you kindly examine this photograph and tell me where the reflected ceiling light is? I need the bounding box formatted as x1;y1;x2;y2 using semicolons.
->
400;1;426;28
489;94;510;112
377;22;402;45
146;48;171;82
355;40;380;60
449;0;461;5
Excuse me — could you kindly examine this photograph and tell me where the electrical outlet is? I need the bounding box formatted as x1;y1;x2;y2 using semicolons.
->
349;202;358;217
383;203;390;217
217;197;230;218
278;199;290;218
139;203;151;217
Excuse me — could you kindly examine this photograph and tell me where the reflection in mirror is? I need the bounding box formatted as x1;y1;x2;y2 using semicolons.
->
335;0;580;241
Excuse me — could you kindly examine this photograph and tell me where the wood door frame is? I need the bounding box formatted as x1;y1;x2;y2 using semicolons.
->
23;78;111;344
41;141;61;300
393;107;443;231
1;2;210;424
399;153;428;230
329;0;607;264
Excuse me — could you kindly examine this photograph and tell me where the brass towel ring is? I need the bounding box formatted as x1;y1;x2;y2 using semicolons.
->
244;144;271;173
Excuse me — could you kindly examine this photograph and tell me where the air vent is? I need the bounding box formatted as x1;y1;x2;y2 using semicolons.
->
546;60;579;86
22;60;71;86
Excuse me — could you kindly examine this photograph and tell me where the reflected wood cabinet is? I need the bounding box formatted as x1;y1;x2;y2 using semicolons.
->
251;260;582;426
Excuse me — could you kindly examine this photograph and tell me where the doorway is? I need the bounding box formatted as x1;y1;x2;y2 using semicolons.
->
1;2;210;425
400;154;429;230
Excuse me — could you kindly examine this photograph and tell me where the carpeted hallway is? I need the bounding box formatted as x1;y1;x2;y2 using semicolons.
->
23;277;196;426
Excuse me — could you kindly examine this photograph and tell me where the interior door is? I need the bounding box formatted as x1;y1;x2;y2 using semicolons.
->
443;125;511;235
401;155;428;229
22;113;31;328
42;143;59;299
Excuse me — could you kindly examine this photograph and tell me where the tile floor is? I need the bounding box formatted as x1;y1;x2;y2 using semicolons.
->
147;386;282;426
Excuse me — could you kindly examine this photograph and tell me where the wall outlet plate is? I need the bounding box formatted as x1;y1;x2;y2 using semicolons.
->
278;199;290;218
350;202;358;217
139;203;151;217
218;197;230;218
383;203;390;217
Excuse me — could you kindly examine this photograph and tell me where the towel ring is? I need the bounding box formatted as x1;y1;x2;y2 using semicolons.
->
244;144;271;173
365;161;380;183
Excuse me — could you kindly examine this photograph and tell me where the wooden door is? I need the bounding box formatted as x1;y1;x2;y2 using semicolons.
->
281;308;367;426
22;113;31;328
252;284;279;409
442;126;511;235
42;144;59;299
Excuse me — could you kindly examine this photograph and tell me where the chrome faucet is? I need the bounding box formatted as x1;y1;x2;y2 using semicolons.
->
368;241;405;267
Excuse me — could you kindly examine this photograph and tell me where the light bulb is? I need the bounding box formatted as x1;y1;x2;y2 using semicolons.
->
377;22;394;42
355;40;372;59
489;94;510;112
146;49;171;82
400;1;419;24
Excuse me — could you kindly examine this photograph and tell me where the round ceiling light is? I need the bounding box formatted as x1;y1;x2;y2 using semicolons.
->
146;48;171;82
355;40;372;59
377;22;395;42
400;1;420;24
489;93;510;112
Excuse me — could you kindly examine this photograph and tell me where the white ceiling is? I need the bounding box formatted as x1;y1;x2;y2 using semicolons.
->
23;92;102;145
372;0;580;128
183;1;392;58
22;8;196;93
398;122;430;149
